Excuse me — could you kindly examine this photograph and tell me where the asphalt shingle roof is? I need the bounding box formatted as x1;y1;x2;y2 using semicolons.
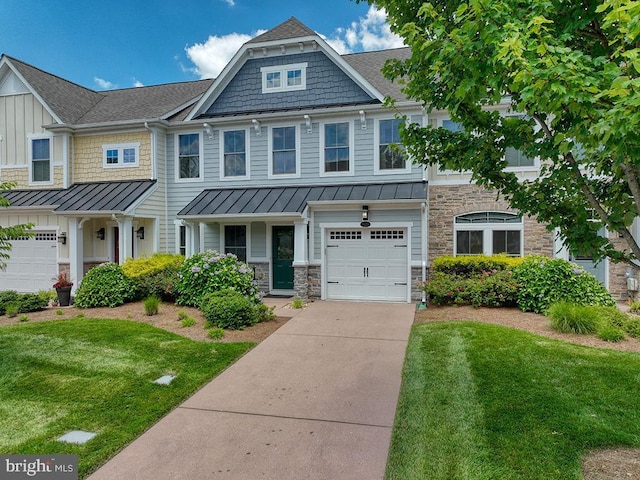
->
178;181;426;217
343;48;411;102
247;17;317;44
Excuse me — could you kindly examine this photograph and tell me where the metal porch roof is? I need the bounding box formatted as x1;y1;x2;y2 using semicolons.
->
178;181;427;217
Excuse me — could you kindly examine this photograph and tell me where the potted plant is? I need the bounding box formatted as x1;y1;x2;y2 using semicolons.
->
53;272;73;307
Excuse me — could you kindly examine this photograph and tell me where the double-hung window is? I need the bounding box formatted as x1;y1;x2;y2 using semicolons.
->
377;118;407;172
322;122;352;175
270;126;298;177
103;143;139;168
30;136;52;184
222;129;248;179
224;225;247;262
455;212;523;256
177;133;202;181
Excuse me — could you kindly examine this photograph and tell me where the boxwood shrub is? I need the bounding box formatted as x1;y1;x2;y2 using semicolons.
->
432;254;524;277
0;291;47;315
423;269;519;307
200;290;257;330
74;263;136;308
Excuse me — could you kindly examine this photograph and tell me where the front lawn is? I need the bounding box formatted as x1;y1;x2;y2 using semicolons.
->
0;319;253;478
386;321;640;480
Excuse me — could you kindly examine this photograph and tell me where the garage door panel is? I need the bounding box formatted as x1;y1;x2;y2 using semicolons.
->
325;229;409;302
0;232;58;293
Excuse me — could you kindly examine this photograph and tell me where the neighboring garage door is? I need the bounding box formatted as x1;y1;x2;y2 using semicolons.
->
0;231;58;293
325;229;409;302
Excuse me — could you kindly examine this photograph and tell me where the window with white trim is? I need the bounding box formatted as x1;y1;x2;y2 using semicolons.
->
322;122;352;175
221;129;248;178
176;133;202;181
454;212;523;256
29;135;52;184
261;63;307;93
178;225;186;256
376;118;408;172
224;225;247;262
102;143;139;168
269;126;298;177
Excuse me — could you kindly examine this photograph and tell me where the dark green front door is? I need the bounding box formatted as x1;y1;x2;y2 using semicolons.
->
272;226;294;290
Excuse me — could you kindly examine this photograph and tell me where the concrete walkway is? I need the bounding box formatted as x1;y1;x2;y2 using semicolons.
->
88;300;414;480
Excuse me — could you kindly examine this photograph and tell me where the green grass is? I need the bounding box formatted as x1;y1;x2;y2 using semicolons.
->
386;321;640;480
0;319;253;478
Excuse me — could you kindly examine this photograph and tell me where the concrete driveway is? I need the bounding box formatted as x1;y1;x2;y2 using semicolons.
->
88;300;414;480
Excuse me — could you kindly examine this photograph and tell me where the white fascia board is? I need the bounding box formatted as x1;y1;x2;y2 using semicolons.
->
2;58;63;124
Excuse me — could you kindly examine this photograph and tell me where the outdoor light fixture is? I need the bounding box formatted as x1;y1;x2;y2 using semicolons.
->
96;227;105;240
361;206;370;227
304;114;312;133
252;119;261;136
203;123;213;140
57;232;67;245
359;110;367;130
136;227;145;240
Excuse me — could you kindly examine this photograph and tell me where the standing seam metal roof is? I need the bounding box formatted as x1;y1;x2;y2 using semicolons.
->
178;181;427;217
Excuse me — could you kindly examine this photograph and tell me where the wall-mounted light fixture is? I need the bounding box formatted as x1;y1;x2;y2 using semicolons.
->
203;123;213;140
361;205;370;227
136;227;145;240
96;227;105;240
252;119;261;136
304;114;312;134
57;232;67;245
359;110;367;130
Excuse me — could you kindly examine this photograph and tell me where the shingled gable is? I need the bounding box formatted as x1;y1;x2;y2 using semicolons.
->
186;17;386;120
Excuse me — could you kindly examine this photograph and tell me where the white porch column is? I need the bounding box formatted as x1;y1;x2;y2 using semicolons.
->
292;220;308;266
120;217;133;264
68;217;84;294
185;222;200;257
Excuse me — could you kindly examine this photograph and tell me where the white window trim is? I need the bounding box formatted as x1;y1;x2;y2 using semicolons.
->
319;120;355;177
221;223;251;262
268;124;301;179
27;133;54;186
453;212;524;257
102;142;140;168
219;127;250;181
503;114;540;172
261;63;308;94
373;118;412;175
174;132;204;183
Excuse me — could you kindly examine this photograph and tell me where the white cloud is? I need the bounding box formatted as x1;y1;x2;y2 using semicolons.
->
222;0;235;5
185;30;266;79
133;79;144;88
343;6;405;51
94;77;117;90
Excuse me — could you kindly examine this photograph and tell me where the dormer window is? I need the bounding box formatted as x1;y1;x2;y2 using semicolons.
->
261;63;307;93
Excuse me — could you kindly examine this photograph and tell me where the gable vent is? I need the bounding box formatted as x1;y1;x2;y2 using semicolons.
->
0;71;29;96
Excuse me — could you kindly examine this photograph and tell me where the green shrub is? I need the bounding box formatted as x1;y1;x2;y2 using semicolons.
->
547;302;601;334
74;263;136;308
176;251;259;307
513;255;615;313
592;306;629;328
201;291;257;330
5;302;19;318
177;309;189;321
181;317;196;327
18;315;28;322
432;254;524;277
16;293;48;313
255;302;276;322
624;317;640;338
37;289;56;304
423;270;519;307
597;324;625;342
123;254;184;301
291;297;305;309
207;327;225;340
630;301;640;315
0;291;19;315
143;295;160;316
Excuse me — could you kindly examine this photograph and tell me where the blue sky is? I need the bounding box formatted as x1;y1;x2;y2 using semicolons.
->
0;0;403;91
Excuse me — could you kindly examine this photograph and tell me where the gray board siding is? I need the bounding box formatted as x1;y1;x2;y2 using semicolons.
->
204;52;376;117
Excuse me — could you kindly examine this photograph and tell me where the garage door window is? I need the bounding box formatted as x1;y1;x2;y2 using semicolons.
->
371;230;404;240
455;212;523;256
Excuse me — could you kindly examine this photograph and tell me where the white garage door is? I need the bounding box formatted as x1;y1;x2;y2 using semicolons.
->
325;229;409;302
0;232;58;293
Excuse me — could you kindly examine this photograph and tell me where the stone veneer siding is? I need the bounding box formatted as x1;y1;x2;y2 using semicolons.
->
308;265;321;299
250;262;270;294
73;132;152;182
428;184;554;261
294;266;308;299
411;266;425;302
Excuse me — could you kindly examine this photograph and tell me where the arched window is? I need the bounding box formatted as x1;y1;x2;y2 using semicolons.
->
454;212;523;256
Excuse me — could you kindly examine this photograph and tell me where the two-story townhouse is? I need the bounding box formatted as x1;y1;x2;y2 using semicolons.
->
0;54;212;292
0;16;629;301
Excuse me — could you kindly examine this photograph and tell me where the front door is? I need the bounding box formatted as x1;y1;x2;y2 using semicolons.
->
272;226;294;290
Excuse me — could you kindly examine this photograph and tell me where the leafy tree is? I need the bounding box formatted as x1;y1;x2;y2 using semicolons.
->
362;0;640;265
0;182;33;268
